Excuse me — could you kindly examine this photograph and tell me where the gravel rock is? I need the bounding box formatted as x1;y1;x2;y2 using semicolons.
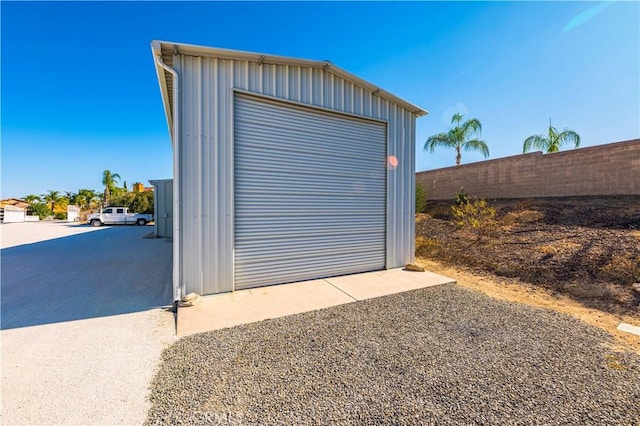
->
146;285;640;425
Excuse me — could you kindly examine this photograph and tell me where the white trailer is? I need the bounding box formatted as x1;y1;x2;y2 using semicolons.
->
67;205;80;222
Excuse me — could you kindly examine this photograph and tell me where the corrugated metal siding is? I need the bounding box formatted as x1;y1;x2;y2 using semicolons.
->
175;55;416;295
151;179;173;238
234;93;386;289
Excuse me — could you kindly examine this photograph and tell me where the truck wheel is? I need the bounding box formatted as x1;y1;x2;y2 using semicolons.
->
90;219;102;227
136;218;147;226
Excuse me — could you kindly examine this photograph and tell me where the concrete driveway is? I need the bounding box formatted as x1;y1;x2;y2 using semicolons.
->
178;268;455;336
1;222;175;425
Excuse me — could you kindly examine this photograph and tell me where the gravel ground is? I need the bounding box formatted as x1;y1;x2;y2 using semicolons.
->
147;285;640;425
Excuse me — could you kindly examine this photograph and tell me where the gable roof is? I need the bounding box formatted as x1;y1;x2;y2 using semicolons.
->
0;198;30;209
151;40;427;139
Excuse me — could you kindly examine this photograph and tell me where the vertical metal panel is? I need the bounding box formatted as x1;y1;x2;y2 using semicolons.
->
275;65;287;98
323;72;333;108
408;110;416;263
234;60;248;89
288;66;299;102
234;93;386;289
176;55;235;295
248;61;259;93
175;54;418;295
300;67;312;104
354;86;363;116
344;82;353;113
333;78;343;112
262;64;275;96
150;179;173;238
312;68;322;105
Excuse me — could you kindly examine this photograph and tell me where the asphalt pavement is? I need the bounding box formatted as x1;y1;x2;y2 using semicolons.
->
1;222;175;425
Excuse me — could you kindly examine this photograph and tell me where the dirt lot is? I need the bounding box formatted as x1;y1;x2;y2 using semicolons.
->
416;196;640;349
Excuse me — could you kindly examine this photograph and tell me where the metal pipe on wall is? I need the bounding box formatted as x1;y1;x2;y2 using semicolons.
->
154;54;181;303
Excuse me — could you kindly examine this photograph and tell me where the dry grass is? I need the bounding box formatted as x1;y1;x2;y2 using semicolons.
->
419;196;640;315
536;245;558;255
600;254;640;284
415;236;442;258
502;209;544;226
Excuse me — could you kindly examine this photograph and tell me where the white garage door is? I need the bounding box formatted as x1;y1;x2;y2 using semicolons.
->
234;93;387;289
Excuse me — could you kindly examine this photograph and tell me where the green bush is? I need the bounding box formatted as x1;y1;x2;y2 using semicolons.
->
109;191;154;214
454;187;469;205
415;183;427;214
28;203;52;220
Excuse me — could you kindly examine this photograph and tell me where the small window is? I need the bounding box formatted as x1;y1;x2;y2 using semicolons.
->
104;208;113;214
116;208;124;214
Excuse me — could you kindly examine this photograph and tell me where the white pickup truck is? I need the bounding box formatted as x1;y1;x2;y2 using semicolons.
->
88;207;153;227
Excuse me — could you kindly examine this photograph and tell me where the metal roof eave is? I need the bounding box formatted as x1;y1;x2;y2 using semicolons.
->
151;41;175;144
151;40;428;120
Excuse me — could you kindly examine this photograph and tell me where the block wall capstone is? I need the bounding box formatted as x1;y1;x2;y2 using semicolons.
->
416;139;640;200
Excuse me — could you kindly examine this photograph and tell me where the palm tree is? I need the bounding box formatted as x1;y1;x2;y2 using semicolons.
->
88;190;103;211
523;119;580;153
75;189;98;211
425;113;489;166
42;190;61;215
102;170;121;206
24;194;41;204
65;191;77;205
74;194;87;210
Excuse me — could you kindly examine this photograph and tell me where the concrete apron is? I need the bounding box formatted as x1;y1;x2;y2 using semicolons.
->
177;268;455;336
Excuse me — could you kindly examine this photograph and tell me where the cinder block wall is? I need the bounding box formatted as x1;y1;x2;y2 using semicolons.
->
416;139;640;200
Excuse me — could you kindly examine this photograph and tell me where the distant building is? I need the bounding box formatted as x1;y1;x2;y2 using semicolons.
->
0;198;30;209
0;205;27;223
132;182;154;193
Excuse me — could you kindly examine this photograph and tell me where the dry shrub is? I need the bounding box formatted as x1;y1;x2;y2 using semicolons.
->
451;198;497;239
537;245;558;255
599;255;640;284
502;209;544;226
556;241;582;251
415;236;442;258
535;242;581;256
415;213;428;224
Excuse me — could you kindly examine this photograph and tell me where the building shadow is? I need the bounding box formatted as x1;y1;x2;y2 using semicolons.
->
1;226;172;330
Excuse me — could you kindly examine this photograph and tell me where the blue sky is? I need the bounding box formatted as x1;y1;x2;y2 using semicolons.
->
2;1;638;198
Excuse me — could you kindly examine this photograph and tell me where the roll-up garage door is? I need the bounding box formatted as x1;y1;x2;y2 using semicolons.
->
234;93;387;290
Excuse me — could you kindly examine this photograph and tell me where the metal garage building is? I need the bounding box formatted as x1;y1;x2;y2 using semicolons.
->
152;40;427;300
149;179;173;238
